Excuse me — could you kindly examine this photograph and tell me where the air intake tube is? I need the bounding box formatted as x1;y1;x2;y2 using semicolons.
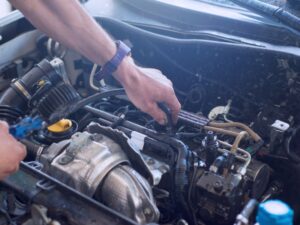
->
0;58;63;123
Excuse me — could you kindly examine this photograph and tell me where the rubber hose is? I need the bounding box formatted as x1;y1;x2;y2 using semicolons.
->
232;0;300;32
0;59;60;112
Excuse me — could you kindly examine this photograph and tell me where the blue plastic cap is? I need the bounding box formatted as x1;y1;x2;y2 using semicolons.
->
257;200;294;225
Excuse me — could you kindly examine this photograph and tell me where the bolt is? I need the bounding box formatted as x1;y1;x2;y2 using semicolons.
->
58;155;73;165
147;158;155;165
214;180;223;192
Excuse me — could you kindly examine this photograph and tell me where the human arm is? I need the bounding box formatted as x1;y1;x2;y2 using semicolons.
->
9;0;181;124
0;121;26;180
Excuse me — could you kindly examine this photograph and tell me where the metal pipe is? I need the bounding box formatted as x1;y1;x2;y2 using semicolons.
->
84;105;190;215
209;121;261;142
204;125;240;137
231;131;248;153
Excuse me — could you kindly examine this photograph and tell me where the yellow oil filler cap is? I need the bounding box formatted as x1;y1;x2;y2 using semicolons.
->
47;119;72;133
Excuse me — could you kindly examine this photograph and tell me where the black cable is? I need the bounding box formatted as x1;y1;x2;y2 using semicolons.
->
111;106;129;129
55;88;126;123
176;132;201;138
231;0;300;32
74;89;126;111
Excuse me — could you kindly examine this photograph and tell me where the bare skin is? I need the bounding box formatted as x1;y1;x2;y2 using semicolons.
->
0;122;26;180
9;0;181;124
1;0;181;179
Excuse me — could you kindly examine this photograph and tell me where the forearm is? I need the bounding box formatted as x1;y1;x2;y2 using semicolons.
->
10;0;116;66
10;0;181;124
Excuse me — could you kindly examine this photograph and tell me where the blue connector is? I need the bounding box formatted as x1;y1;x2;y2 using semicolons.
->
257;200;294;225
9;116;43;139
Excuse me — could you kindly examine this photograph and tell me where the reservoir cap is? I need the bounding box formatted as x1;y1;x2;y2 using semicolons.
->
257;200;293;225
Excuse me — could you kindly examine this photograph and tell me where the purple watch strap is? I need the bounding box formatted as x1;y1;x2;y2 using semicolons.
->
95;40;131;81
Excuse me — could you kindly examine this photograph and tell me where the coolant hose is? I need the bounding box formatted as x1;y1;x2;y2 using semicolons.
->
171;139;190;214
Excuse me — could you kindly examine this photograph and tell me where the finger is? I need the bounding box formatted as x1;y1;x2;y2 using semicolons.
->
164;92;181;123
0;121;9;132
166;78;173;87
3;164;19;174
15;143;27;161
0;173;9;180
145;102;167;125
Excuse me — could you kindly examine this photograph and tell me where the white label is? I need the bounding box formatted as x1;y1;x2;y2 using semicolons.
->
129;131;146;151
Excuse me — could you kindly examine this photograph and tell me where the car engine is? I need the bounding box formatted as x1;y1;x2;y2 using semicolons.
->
0;16;299;225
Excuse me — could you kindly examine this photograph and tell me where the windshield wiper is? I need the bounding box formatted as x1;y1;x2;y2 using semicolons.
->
230;0;300;32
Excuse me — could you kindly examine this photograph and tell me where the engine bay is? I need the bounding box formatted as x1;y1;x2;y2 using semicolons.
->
0;16;300;225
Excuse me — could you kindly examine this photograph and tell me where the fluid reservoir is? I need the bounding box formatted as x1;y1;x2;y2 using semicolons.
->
256;200;293;225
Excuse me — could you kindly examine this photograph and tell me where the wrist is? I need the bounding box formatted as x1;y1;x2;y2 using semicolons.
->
95;40;131;81
113;56;140;86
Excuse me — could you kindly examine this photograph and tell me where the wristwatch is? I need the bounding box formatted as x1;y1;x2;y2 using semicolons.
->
94;40;131;81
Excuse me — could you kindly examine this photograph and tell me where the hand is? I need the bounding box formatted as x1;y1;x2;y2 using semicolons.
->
113;57;181;125
0;121;26;180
